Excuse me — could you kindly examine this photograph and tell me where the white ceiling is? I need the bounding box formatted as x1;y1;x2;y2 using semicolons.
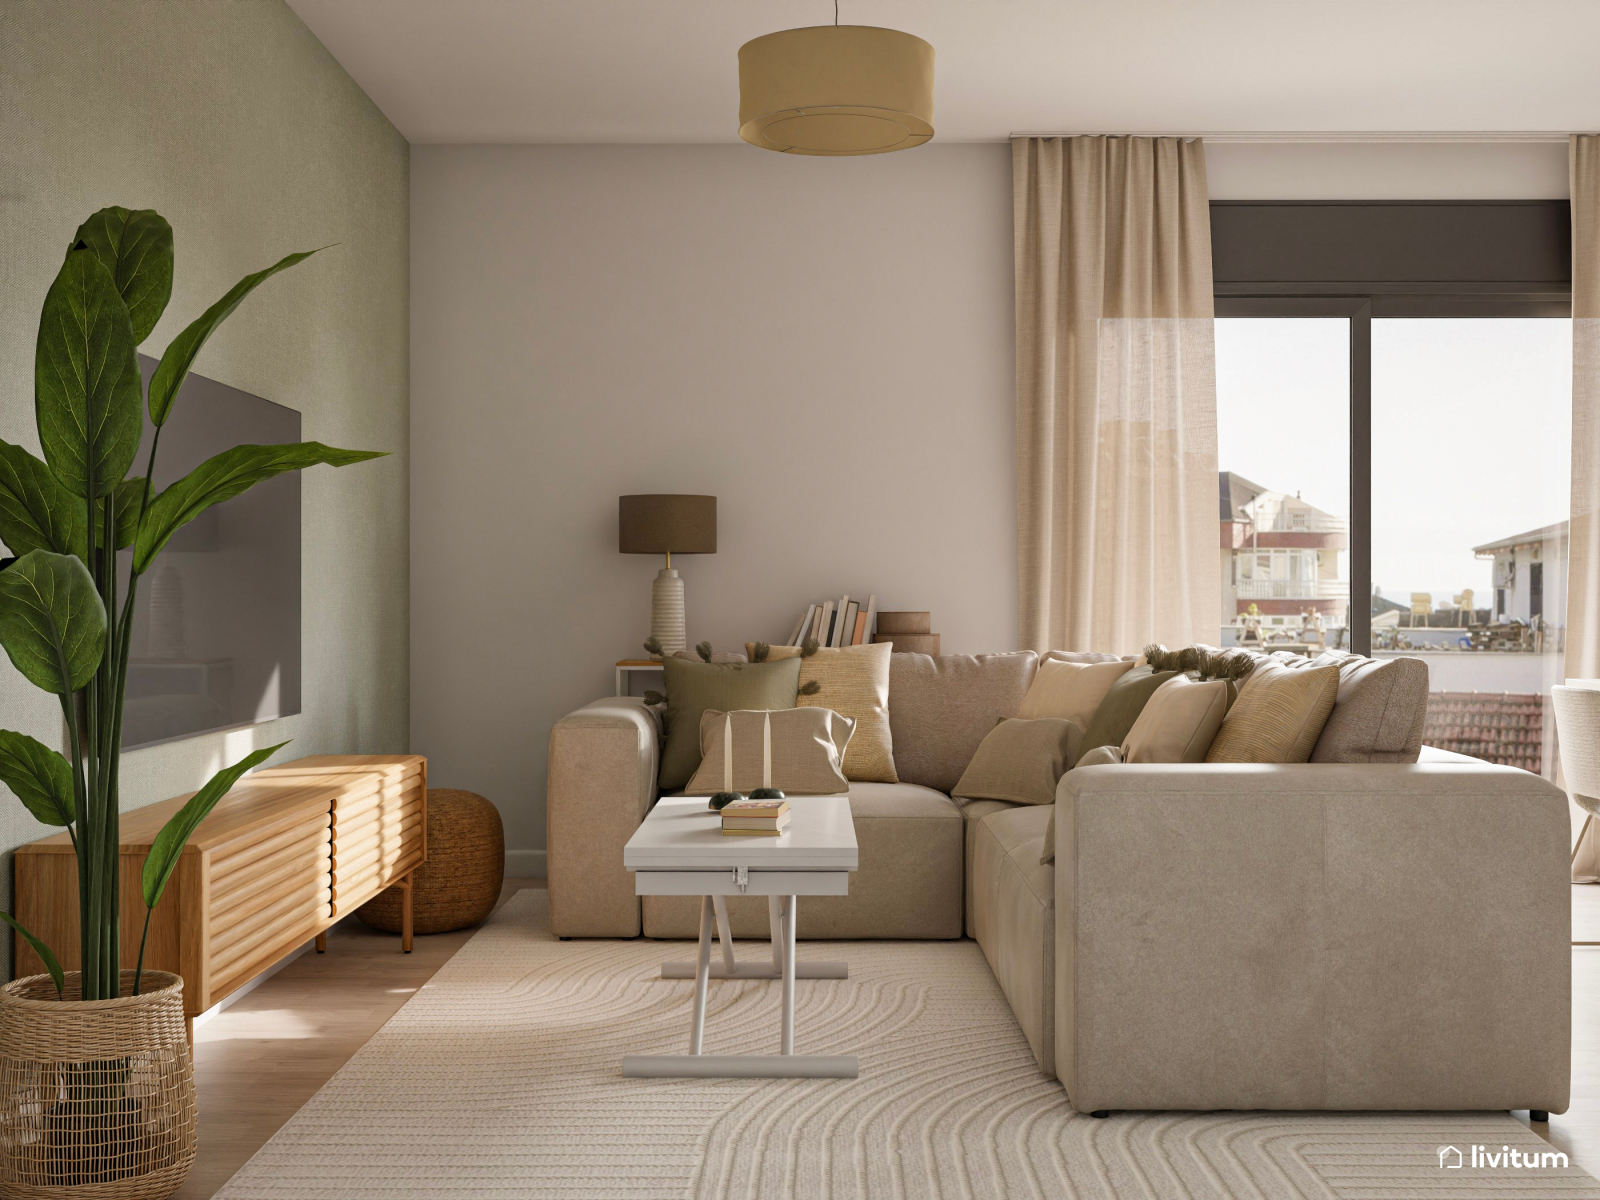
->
286;0;1600;145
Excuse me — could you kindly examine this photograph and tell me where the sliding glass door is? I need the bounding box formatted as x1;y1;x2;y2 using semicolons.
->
1370;317;1571;775
1216;309;1571;777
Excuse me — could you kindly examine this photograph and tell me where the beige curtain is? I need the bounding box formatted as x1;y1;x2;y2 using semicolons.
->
1014;136;1219;657
1568;135;1600;879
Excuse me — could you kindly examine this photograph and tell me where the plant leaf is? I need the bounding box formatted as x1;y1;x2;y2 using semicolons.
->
0;729;75;825
0;912;63;996
71;208;174;345
142;742;288;911
0;440;87;558
0;550;106;694
147;249;321;427
34;247;144;498
94;477;145;552
134;442;385;572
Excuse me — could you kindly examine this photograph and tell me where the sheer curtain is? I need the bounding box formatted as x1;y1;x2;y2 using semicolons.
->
1569;135;1600;880
1013;136;1219;657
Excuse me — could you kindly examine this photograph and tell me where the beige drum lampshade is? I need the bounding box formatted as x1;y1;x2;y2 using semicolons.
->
738;25;934;156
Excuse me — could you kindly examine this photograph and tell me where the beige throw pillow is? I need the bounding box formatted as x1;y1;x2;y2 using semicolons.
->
756;642;897;782
1121;676;1231;763
953;718;1082;806
1206;661;1340;764
1017;658;1136;726
683;708;854;795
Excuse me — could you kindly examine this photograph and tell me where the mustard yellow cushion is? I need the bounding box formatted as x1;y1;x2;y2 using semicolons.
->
1206;661;1340;764
754;642;897;782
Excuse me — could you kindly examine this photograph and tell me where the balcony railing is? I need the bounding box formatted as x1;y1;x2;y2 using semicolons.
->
1236;578;1347;601
1244;512;1348;535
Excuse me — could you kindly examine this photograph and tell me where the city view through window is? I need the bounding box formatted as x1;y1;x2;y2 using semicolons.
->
1216;317;1572;776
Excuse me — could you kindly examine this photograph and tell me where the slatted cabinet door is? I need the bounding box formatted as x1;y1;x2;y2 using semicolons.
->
255;755;427;915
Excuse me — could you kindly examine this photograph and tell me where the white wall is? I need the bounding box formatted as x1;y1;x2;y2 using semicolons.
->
410;144;1016;870
1;0;409;973
1206;141;1569;199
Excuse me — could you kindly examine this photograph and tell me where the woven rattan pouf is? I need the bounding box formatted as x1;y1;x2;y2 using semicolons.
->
357;788;505;935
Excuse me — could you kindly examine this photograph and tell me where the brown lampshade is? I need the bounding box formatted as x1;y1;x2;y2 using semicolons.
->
618;495;717;555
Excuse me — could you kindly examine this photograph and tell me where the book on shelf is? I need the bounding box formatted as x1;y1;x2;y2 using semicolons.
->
780;592;878;649
787;606;814;647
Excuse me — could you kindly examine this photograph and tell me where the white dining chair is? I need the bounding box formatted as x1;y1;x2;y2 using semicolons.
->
1554;684;1600;947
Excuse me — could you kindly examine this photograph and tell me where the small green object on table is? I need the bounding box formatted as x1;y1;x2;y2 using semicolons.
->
749;788;786;800
709;791;744;811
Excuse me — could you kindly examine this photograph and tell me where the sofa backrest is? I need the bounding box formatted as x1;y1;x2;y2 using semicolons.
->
889;652;1038;793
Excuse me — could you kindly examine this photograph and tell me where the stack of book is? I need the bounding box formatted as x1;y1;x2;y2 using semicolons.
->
720;798;791;837
783;593;877;649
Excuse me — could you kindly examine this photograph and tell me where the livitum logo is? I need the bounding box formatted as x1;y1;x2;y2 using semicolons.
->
1438;1144;1570;1169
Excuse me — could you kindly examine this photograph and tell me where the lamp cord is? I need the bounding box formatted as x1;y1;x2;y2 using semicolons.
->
834;0;839;24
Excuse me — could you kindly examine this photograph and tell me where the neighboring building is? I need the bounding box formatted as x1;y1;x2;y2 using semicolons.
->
1473;520;1568;633
1219;472;1349;636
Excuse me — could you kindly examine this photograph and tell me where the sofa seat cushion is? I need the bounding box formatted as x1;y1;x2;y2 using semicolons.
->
971;804;1056;1075
641;782;963;940
957;797;1019;935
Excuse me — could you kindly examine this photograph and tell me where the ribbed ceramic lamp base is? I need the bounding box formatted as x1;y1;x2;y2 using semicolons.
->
652;568;686;656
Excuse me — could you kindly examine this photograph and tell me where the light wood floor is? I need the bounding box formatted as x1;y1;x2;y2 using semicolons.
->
174;878;542;1200
175;880;1600;1196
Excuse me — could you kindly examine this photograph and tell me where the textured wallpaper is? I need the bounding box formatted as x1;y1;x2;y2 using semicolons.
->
0;0;409;977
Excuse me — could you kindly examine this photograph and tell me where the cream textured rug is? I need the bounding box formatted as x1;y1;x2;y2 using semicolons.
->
216;890;1599;1199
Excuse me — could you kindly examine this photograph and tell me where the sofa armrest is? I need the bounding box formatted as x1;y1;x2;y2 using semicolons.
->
1055;762;1570;1113
547;697;660;937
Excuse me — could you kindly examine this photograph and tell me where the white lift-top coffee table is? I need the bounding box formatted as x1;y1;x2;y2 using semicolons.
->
622;795;859;1079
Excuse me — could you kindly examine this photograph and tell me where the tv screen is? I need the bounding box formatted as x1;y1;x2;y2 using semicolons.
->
119;356;302;749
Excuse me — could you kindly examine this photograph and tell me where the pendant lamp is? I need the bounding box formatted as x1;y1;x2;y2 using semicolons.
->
738;24;934;156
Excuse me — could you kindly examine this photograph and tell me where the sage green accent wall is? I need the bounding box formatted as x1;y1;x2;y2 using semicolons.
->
0;0;409;976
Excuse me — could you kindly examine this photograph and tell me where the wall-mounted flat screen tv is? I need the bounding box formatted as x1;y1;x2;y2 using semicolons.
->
119;356;301;749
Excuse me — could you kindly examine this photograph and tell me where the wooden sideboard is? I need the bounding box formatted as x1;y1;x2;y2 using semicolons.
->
13;754;426;1029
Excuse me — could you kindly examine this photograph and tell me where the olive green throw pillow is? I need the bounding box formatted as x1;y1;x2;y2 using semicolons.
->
1079;666;1177;754
657;656;802;790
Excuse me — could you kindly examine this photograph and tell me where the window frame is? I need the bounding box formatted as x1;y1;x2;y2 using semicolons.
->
1212;200;1572;655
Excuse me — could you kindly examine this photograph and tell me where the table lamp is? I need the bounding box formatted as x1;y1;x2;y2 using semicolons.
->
619;494;717;657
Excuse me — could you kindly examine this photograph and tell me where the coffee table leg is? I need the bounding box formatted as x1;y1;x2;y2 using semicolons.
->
712;895;736;973
689;896;713;1055
781;895;796;1056
768;895;783;974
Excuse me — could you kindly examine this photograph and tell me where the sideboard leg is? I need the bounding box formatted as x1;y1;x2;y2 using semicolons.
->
185;1016;195;1047
315;931;327;954
401;873;414;953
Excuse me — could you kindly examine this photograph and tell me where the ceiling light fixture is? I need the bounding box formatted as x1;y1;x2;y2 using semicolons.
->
737;3;934;156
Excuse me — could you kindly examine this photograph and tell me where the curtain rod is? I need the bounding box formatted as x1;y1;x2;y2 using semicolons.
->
1007;131;1572;145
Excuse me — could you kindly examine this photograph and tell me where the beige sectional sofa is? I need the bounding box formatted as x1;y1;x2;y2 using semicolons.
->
546;649;1572;1115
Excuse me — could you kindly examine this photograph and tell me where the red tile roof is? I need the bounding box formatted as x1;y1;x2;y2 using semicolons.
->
1424;691;1544;773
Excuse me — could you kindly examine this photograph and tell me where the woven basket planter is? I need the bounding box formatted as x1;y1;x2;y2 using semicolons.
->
0;970;195;1199
358;788;504;935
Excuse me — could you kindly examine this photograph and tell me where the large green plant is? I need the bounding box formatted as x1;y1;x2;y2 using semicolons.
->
1;209;384;1001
